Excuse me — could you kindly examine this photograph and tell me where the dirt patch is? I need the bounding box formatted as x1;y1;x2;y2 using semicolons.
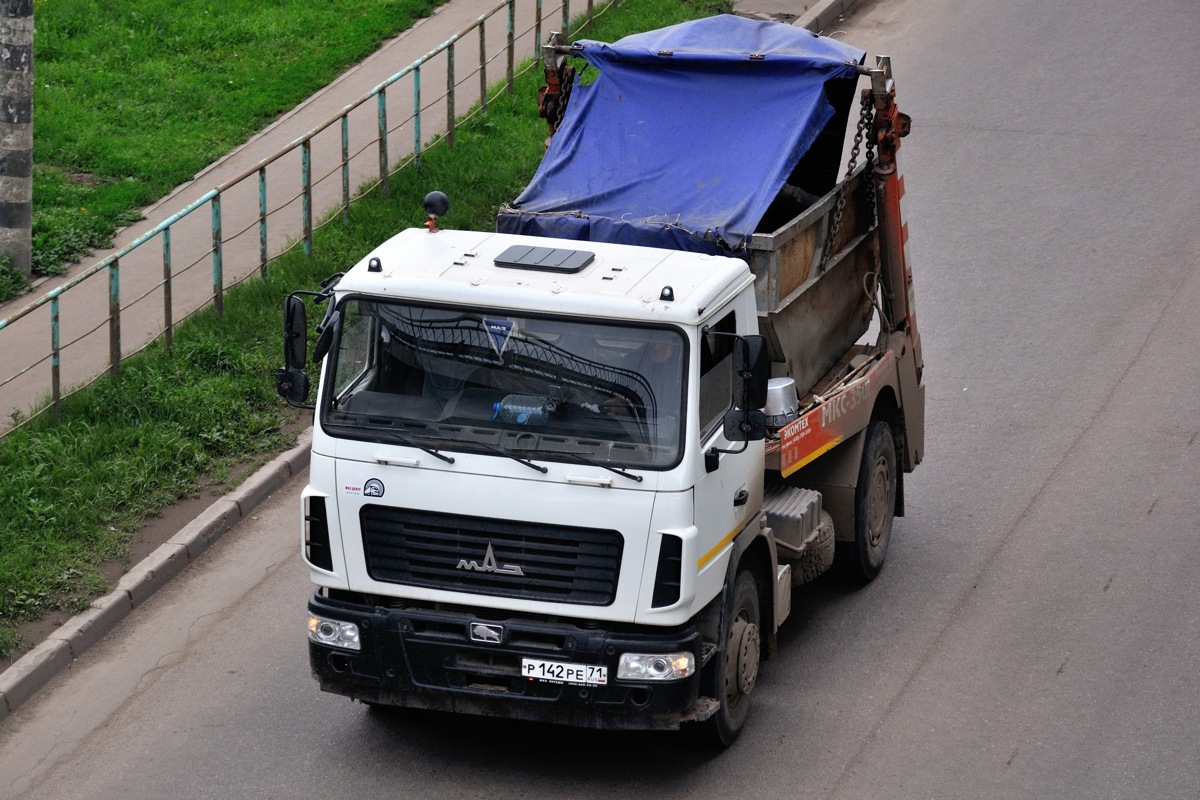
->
66;171;101;186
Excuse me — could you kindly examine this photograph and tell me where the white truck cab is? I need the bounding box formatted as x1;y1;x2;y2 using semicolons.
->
282;227;783;743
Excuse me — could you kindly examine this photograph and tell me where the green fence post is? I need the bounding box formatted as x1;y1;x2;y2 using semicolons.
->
342;114;351;225
258;167;268;276
302;139;313;257
50;294;60;419
447;41;456;149
378;90;389;199
480;22;488;109
535;0;543;64
507;0;515;94
109;257;121;376
163;226;173;349
413;66;423;166
211;194;224;315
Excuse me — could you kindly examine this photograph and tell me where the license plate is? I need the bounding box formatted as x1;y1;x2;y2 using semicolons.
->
521;658;608;686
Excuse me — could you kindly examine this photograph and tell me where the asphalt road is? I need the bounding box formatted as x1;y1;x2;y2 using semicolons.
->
3;0;1199;797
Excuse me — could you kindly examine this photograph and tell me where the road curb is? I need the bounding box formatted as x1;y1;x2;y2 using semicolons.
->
739;0;864;32
0;428;312;721
801;0;865;33
0;640;71;722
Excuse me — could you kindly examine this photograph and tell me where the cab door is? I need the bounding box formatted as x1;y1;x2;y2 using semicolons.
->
691;308;763;579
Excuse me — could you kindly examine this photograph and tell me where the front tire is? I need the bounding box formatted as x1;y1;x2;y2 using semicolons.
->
844;420;897;582
696;570;761;747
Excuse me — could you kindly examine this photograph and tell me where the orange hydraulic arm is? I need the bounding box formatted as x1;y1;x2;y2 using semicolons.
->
861;56;922;374
537;32;575;144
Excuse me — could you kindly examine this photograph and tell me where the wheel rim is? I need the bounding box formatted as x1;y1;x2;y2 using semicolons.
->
724;613;760;704
866;453;893;548
735;618;760;695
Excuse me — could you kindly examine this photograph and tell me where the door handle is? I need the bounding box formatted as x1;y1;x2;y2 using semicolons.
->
733;488;749;507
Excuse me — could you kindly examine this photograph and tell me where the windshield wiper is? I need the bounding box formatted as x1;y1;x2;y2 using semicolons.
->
383;422;547;473
556;451;643;482
515;448;642;482
469;440;549;473
381;428;455;464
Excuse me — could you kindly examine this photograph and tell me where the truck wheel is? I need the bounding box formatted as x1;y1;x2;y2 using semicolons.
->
696;570;761;747
844;420;897;582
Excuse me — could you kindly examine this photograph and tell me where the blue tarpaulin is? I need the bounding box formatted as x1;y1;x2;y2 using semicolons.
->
497;15;865;253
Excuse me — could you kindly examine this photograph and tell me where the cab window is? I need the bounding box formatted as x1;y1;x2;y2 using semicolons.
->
698;311;736;436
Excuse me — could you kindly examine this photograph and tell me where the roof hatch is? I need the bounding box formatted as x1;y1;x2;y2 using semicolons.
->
494;244;595;273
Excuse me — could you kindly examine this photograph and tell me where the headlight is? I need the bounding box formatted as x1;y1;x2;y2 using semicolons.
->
307;614;361;651
617;651;694;681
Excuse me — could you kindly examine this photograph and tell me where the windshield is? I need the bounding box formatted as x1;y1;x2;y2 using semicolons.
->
321;298;688;469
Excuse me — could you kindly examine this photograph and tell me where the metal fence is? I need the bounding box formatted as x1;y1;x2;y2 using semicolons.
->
0;0;604;437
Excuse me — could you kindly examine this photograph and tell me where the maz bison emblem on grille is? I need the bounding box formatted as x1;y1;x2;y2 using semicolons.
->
456;542;525;576
470;623;503;643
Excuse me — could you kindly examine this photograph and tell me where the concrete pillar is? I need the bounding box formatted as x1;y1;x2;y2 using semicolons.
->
0;0;33;279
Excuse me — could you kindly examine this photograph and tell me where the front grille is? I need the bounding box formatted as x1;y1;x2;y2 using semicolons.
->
361;505;623;605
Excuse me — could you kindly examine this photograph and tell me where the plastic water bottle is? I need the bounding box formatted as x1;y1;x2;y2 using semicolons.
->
492;395;555;425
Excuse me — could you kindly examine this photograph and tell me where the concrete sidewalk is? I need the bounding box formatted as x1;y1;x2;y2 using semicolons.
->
0;0;864;722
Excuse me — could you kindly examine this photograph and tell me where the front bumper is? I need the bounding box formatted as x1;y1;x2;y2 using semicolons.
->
308;592;715;730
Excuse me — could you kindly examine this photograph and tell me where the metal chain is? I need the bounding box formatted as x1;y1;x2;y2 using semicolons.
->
547;64;575;134
863;94;877;220
819;92;876;272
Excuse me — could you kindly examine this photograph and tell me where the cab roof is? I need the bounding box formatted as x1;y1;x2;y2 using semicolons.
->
334;228;753;325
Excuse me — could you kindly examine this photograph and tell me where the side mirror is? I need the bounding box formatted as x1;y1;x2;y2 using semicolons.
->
722;408;766;442
275;366;310;406
735;335;770;410
704;330;771;452
278;293;312;407
718;336;770;443
283;295;308;370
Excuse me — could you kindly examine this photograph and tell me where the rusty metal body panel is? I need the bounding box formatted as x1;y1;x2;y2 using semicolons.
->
747;166;876;401
751;158;924;486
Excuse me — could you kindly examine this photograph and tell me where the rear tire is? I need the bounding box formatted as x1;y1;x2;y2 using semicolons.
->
695;570;761;747
844;420;897;582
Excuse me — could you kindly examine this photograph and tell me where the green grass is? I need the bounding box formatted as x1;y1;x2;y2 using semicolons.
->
10;0;443;297
0;0;731;660
0;256;27;301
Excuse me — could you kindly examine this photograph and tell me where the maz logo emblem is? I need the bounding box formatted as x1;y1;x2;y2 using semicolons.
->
456;542;525;576
469;623;503;643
